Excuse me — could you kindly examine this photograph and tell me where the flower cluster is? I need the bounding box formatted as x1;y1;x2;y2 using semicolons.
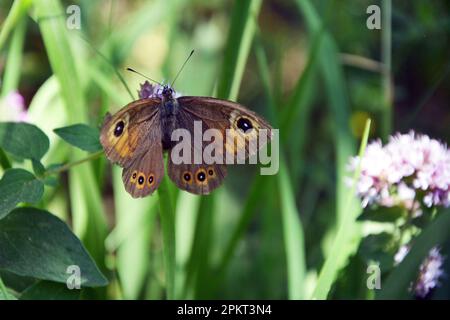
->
348;131;450;210
138;81;160;99
395;245;445;298
0;91;28;122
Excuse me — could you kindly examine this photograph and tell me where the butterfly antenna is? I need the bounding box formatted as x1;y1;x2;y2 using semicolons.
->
126;68;163;86
171;49;194;87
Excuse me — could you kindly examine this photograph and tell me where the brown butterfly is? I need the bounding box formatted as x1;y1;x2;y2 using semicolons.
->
100;74;272;198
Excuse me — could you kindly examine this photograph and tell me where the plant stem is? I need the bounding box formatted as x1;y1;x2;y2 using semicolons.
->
0;0;32;53
44;151;103;177
157;174;176;300
381;0;392;140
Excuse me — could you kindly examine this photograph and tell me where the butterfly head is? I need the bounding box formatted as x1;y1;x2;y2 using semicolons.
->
161;85;174;99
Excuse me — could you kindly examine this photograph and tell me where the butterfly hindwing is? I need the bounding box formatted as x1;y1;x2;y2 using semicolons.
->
168;161;227;195
122;144;164;198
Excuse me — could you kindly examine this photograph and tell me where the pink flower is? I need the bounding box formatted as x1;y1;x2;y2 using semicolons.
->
137;81;180;99
348;131;450;210
394;245;445;298
413;247;445;298
0;91;28;122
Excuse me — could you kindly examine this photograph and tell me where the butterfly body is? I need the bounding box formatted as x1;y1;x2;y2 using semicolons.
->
100;82;272;197
159;86;181;150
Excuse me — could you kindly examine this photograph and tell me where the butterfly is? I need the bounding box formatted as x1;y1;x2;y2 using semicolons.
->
100;81;272;198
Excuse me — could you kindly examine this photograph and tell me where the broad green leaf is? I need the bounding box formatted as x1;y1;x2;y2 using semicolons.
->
357;206;404;223
0;122;49;160
0;207;108;287
54;124;102;152
0;270;36;293
0;169;44;220
20;280;80;300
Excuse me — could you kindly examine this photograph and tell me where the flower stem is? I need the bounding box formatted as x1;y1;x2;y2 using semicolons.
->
157;174;176;300
44;151;103;177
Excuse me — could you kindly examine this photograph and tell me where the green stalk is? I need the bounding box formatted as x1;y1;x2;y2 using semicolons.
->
216;0;262;100
381;0;392;139
0;0;32;53
278;157;306;299
157;174;176;300
1;14;27;96
311;119;371;299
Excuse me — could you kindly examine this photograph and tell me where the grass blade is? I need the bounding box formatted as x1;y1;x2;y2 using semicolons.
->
381;0;392;139
0;0;32;53
311;119;371;299
1;14;27;96
277;157;306;299
216;0;262;100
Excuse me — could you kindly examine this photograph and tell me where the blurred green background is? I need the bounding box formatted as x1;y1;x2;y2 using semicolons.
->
0;0;449;299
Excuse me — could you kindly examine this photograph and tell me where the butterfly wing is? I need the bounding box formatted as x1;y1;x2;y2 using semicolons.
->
177;96;273;162
100;98;164;198
165;106;227;195
121;137;164;198
166;96;271;195
100;98;161;168
168;161;227;195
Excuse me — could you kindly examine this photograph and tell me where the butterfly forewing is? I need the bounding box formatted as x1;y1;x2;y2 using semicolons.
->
100;98;161;168
177;96;273;163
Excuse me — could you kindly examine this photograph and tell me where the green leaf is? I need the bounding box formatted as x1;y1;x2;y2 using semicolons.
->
357;206;404;223
0;207;108;287
0;169;44;220
20;281;80;300
53;124;102;152
0;270;36;293
31;159;46;177
0;122;49;160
